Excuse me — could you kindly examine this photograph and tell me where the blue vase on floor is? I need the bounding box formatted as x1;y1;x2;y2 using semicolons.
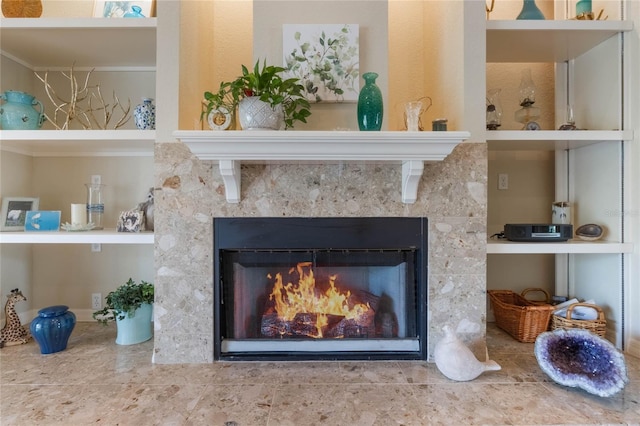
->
517;0;545;20
30;305;76;354
357;72;383;131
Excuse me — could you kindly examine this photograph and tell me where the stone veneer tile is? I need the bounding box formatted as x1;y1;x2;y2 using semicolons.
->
153;141;487;363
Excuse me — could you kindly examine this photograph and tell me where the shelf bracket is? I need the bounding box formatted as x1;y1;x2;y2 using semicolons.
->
219;160;241;203
402;160;424;204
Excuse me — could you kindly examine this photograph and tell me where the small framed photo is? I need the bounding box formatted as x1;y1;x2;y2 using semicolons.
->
93;1;155;18
25;211;61;232
0;197;39;231
117;210;144;233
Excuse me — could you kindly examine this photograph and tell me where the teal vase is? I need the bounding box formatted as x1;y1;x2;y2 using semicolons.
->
0;91;45;130
517;0;545;20
576;0;592;15
358;72;383;131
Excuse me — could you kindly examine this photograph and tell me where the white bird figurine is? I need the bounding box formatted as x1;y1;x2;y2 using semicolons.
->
434;324;501;381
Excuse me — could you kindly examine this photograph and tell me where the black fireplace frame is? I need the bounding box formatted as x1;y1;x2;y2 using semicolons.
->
213;217;428;361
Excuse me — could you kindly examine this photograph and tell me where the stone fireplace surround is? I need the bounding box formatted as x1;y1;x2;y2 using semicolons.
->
152;140;487;363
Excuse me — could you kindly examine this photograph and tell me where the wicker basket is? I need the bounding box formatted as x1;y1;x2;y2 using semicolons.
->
551;303;607;338
521;287;551;306
488;290;554;343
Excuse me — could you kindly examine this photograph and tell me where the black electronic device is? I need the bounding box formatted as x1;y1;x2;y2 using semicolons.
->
504;224;573;242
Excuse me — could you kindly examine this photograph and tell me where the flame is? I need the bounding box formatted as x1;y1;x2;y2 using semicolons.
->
268;262;370;337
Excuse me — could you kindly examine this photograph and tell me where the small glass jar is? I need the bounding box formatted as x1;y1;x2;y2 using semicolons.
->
432;118;448;131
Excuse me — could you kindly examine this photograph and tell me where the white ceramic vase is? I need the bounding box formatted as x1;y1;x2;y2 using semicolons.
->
238;97;284;130
115;302;153;345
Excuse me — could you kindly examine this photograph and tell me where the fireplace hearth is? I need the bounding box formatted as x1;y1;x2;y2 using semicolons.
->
214;217;428;361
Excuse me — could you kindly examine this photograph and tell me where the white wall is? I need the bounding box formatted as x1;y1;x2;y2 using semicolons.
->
0;152;34;323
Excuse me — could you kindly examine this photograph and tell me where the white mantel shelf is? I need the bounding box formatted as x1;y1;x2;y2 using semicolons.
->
174;130;470;204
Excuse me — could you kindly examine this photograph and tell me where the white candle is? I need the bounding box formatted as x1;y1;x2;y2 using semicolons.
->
71;203;87;226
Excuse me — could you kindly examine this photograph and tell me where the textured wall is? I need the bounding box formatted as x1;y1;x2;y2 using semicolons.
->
152;141;487;363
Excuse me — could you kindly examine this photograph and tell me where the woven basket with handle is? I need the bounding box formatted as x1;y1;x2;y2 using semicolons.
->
488;289;554;343
551;302;607;338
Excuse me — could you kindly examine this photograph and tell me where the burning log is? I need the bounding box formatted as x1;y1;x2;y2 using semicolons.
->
259;262;382;339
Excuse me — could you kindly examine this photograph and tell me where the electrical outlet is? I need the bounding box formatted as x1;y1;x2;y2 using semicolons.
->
91;174;101;185
498;173;509;190
91;243;102;252
92;293;102;310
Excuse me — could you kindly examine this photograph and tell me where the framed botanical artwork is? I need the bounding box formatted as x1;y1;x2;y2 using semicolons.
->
283;24;360;103
93;1;155;18
0;197;40;231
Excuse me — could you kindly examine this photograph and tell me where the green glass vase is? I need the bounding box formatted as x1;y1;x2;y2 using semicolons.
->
358;72;383;131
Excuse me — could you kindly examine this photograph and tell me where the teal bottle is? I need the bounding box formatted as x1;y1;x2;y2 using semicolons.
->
517;0;545;20
358;72;383;131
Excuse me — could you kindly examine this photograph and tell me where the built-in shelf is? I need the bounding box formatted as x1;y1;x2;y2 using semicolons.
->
174;130;470;204
0;130;155;156
487;239;633;254
0;17;156;70
0;229;153;244
486;20;633;63
487;130;633;150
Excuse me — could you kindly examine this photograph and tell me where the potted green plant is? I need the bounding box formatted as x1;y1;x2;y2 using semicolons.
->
202;59;311;130
92;278;154;345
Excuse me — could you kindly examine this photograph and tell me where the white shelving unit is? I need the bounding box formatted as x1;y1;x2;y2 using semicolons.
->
486;19;633;63
0;230;153;244
487;130;633;150
485;12;633;349
487;239;633;254
486;18;633;257
0;18;156;70
0;130;155;157
0;18;157;246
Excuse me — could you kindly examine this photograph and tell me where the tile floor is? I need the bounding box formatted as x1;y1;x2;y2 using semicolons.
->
1;322;638;425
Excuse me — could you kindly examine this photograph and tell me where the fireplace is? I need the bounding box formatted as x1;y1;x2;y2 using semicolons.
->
214;217;428;360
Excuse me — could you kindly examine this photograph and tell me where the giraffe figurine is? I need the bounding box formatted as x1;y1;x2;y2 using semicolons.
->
0;288;31;348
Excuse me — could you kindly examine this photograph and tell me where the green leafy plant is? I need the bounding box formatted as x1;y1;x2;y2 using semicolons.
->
202;59;311;130
92;278;154;324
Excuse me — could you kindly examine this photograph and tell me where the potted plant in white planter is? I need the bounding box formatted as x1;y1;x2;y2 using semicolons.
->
92;278;154;345
202;59;311;130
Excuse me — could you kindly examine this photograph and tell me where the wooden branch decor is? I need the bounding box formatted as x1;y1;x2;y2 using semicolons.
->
34;64;131;130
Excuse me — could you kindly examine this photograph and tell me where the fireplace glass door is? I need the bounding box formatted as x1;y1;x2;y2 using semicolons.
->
214;218;427;360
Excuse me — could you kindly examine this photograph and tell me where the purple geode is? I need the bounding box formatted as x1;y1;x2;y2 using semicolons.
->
534;329;628;397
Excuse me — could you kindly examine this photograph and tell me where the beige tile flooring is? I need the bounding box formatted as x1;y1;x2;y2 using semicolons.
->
1;322;638;425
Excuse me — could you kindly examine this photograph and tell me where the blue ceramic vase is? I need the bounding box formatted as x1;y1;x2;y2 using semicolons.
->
357;72;383;131
0;91;46;130
517;0;545;20
30;305;76;354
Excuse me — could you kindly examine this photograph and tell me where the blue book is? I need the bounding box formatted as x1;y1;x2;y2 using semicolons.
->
25;211;61;232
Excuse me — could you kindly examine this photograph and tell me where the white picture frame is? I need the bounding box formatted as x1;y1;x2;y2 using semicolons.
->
0;197;40;231
93;1;155;18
